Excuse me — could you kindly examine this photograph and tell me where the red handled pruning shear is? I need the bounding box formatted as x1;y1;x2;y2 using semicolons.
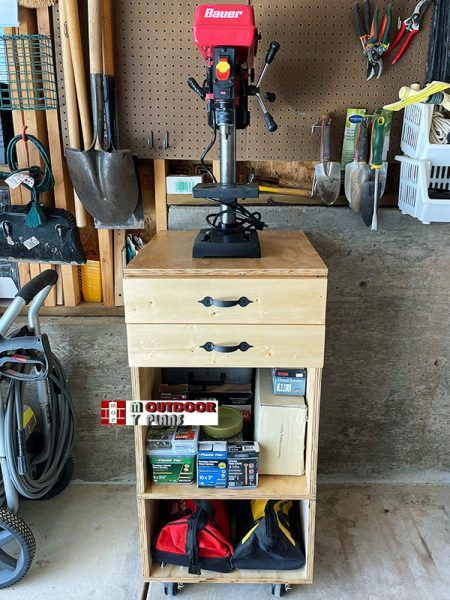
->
388;0;433;64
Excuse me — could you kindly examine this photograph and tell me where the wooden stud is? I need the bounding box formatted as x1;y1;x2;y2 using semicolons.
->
17;7;53;208
113;230;125;306
98;229;114;306
8;109;31;287
37;7;81;307
153;159;168;232
40;264;57;306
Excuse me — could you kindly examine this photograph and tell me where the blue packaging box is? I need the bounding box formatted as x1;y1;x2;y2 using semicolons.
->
197;441;228;488
272;368;307;396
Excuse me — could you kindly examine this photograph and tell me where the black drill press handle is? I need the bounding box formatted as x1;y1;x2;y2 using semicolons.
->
188;77;206;100
265;41;280;64
264;112;278;132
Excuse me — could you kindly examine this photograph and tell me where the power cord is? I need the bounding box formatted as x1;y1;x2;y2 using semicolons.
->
2;344;75;499
206;203;265;233
430;110;450;145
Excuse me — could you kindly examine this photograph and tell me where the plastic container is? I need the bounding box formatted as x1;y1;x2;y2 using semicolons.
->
396;155;450;224
202;406;243;440
401;104;450;166
81;260;102;303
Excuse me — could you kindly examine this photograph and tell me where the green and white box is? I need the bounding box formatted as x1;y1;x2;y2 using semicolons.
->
166;175;203;195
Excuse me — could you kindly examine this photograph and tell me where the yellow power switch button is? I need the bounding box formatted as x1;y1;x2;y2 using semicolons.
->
216;58;231;80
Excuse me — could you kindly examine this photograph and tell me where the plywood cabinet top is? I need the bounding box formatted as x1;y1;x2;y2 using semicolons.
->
124;230;327;278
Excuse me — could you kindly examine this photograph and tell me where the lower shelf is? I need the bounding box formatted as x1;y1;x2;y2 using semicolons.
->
147;563;311;585
139;498;315;585
139;473;312;500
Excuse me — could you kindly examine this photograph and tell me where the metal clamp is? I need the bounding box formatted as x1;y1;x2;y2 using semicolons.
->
163;131;169;150
147;131;153;149
199;296;253;308
200;341;253;353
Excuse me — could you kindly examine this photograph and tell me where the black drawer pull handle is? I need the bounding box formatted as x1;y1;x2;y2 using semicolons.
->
199;296;253;308
200;341;253;353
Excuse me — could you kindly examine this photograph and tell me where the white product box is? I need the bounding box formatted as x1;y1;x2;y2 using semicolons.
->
166;175;203;195
254;369;307;476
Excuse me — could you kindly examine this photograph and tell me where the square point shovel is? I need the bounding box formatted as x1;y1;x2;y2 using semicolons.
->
65;0;139;227
312;114;341;205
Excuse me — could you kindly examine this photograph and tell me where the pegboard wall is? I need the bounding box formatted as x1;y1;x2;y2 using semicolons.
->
55;1;432;161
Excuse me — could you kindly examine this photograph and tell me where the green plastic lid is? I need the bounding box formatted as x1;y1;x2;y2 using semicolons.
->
202;407;243;440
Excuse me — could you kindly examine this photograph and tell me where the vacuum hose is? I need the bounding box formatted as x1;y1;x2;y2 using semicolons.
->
3;351;76;499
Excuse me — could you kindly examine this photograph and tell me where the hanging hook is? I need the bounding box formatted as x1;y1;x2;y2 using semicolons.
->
21;126;29;142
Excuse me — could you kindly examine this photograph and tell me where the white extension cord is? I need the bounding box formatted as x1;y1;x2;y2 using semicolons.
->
430;110;450;145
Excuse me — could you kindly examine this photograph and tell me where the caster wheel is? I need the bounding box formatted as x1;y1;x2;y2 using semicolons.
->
271;584;288;597
163;582;178;596
0;509;36;588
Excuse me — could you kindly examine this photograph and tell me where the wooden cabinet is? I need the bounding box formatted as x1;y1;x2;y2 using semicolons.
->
124;229;327;591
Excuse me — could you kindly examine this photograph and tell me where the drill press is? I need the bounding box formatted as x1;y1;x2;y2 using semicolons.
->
188;4;280;258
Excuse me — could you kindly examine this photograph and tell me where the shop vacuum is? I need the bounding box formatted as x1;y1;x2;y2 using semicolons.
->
188;4;280;258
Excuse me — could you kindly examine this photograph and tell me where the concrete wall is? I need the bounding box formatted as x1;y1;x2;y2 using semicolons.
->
39;206;449;482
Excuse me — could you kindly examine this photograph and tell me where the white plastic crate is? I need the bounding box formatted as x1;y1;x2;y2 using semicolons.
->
401;104;450;166
396;155;450;224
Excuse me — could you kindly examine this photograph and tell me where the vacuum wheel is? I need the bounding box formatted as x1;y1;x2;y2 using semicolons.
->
271;584;289;597
163;582;179;596
0;509;36;589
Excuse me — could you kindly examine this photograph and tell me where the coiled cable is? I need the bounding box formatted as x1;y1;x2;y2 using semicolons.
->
3;352;76;499
430;110;450;145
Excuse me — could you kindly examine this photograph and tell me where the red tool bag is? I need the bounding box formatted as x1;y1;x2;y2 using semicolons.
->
153;499;234;574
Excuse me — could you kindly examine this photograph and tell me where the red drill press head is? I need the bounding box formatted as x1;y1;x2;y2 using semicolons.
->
193;4;258;65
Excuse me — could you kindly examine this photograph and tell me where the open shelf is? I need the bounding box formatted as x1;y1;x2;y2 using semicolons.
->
139;473;311;500
146;563;311;585
140;498;315;584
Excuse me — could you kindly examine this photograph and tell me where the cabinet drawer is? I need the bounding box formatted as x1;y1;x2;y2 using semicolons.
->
126;324;325;368
124;278;327;325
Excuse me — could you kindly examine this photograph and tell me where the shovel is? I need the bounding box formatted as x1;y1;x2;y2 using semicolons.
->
349;119;371;213
361;116;387;230
65;0;139;227
312;115;341;205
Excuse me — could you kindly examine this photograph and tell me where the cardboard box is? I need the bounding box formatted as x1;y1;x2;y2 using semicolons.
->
272;368;307;396
148;454;196;484
228;442;259;488
197;441;228;488
146;425;199;453
146;425;199;484
166;175;203;195
255;369;307;476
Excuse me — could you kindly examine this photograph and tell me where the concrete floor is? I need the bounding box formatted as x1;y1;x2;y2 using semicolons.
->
5;484;449;600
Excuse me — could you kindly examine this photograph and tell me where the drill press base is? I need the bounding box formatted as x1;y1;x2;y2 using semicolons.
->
192;228;261;258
